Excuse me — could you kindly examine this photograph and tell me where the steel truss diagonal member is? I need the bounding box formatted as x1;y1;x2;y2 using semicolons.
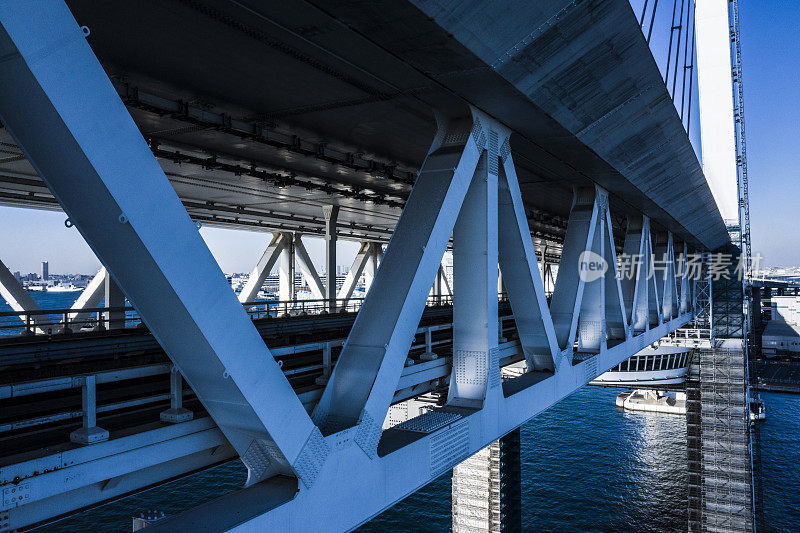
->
337;242;373;304
363;242;383;294
548;187;601;359
679;242;692;314
0;256;50;331
437;263;452;298
238;233;289;304
497;150;558;372
601;205;629;345
0;4;322;486
622;215;648;332
294;234;325;301
68;267;106;328
654;232;679;322
313;110;483;446
644;221;662;329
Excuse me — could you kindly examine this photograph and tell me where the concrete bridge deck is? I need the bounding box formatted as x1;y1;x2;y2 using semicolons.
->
0;0;727;248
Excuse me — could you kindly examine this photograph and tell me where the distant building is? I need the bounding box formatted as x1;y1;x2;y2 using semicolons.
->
762;295;800;357
13;271;21;282
41;261;49;281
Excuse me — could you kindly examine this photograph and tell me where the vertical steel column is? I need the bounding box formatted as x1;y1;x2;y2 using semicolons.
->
104;274;125;330
279;233;295;305
160;366;193;423
449;147;498;408
323;205;339;313
69;375;108;445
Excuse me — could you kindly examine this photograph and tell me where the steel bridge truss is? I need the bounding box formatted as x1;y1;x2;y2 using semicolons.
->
0;4;700;531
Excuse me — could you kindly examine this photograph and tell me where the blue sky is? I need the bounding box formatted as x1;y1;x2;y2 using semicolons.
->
0;0;796;275
738;0;800;268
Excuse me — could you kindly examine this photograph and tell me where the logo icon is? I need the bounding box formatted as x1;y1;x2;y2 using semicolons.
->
578;251;608;282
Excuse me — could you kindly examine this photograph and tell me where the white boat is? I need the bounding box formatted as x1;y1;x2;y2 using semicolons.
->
591;345;693;387
616;389;687;415
46;284;83;292
750;394;766;421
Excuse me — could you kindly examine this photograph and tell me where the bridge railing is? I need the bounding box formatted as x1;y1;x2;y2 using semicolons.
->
0;293;460;338
0;305;144;337
668;327;713;341
0;310;520;437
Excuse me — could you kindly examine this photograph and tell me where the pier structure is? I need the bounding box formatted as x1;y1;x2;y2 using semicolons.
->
0;1;758;531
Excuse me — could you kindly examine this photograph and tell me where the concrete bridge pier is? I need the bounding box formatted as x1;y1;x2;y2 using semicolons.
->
452;428;522;532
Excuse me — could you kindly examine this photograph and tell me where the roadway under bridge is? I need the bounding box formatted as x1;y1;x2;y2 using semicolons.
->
0;1;751;531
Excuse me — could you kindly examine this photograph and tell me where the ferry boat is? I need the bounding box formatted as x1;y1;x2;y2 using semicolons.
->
591;345;693;387
46;284;83;292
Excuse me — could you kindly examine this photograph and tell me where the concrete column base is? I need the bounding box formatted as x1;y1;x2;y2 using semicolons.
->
69;426;109;445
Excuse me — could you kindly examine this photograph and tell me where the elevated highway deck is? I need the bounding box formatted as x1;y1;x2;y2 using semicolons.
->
0;0;728;248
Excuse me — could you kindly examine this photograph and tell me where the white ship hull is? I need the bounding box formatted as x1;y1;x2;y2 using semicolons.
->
591;345;693;387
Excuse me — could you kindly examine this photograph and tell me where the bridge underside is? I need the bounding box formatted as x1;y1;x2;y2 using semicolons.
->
0;1;730;531
0;0;727;248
